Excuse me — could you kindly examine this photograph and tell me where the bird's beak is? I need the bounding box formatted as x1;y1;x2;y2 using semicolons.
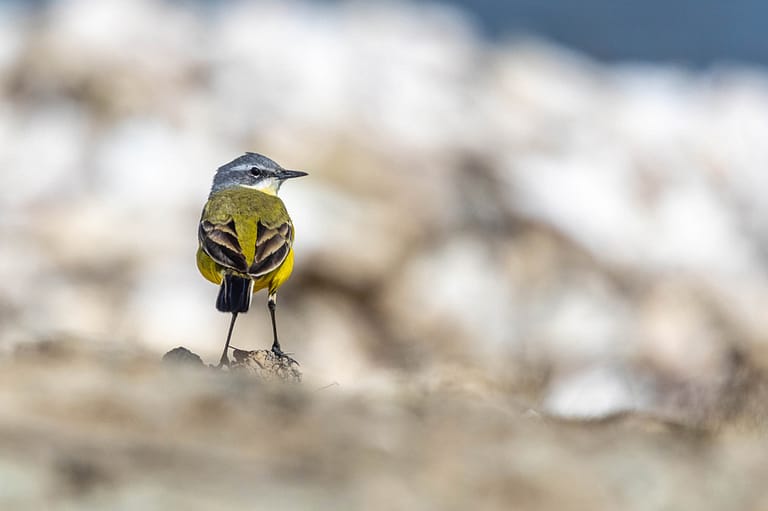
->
278;169;309;179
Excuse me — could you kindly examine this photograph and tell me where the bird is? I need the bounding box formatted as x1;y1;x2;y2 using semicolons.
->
196;152;307;367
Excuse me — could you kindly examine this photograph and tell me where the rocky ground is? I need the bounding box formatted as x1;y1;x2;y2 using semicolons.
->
2;340;768;510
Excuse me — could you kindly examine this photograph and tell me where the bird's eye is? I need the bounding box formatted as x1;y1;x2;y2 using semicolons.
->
249;167;260;176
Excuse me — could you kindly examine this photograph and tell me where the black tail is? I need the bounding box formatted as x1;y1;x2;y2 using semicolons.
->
216;274;253;313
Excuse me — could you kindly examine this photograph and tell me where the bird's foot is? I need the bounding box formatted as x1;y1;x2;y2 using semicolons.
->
271;345;300;366
217;354;230;368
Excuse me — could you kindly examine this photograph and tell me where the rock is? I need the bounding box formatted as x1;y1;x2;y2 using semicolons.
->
231;348;302;383
162;346;303;383
161;346;203;367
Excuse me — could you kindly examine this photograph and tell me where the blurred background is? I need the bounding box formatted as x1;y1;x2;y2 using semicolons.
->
4;0;768;509
2;0;768;416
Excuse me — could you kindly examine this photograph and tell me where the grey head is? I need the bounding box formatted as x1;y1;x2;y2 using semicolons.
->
210;152;307;196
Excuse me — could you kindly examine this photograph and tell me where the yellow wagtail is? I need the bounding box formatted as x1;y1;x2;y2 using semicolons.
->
197;152;307;366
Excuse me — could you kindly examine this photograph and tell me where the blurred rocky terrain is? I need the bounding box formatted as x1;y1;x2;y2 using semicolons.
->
2;0;768;509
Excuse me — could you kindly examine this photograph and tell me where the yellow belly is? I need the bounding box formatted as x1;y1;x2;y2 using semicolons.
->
197;246;295;295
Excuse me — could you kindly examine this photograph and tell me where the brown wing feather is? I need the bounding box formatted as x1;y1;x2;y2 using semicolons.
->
199;218;248;272
249;221;293;277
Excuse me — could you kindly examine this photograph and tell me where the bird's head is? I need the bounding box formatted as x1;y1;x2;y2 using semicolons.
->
211;152;308;196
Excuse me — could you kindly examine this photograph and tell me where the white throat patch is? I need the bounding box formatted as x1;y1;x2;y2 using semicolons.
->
239;177;281;195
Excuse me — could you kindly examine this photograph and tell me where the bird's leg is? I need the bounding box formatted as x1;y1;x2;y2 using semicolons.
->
268;293;280;352
218;312;238;367
268;293;299;365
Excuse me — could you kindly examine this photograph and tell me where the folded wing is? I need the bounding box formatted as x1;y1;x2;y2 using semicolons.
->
250;221;293;277
198;218;249;273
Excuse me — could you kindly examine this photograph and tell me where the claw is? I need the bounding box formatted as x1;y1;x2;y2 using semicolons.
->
271;346;300;366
